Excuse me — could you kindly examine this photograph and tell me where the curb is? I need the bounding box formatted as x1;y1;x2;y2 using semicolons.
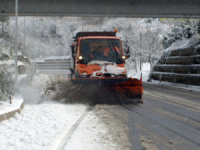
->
0;101;24;123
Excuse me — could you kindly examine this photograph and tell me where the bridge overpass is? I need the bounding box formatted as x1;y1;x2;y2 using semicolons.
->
0;0;200;18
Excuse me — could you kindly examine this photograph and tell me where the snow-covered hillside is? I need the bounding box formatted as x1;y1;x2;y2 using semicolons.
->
5;17;170;64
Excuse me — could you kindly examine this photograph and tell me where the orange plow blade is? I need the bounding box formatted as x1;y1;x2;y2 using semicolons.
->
71;77;143;103
110;78;143;99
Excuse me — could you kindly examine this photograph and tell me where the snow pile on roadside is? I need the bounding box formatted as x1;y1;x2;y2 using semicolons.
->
0;102;87;150
165;34;200;52
64;105;131;150
0;95;23;115
128;63;150;81
0;74;90;150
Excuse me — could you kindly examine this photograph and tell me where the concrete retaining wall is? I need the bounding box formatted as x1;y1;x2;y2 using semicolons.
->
150;37;200;86
0;101;24;123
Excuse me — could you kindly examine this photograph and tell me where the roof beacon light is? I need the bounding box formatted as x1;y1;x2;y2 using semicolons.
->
114;29;117;33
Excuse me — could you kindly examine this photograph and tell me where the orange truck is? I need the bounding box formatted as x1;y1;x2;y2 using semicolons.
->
70;30;143;103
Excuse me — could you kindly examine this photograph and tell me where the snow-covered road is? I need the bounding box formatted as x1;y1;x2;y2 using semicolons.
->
0;74;131;150
0;75;88;150
0;102;88;150
1;74;200;150
62;105;131;150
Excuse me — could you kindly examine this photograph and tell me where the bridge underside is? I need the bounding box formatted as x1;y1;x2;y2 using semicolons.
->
0;0;200;18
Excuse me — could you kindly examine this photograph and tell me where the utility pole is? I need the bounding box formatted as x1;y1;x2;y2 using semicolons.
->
14;0;18;82
24;16;26;55
140;32;142;71
33;17;36;75
1;41;3;65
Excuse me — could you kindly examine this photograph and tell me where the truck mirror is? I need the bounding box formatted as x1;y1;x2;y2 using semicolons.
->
124;45;130;54
71;46;75;57
126;53;130;58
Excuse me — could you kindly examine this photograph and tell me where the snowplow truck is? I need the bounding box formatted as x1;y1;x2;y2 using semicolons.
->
69;31;143;103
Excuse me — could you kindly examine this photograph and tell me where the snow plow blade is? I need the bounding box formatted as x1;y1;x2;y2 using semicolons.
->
71;77;143;102
110;78;143;100
71;77;130;85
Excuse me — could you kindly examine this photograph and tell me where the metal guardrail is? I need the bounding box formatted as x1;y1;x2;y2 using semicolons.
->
36;58;71;75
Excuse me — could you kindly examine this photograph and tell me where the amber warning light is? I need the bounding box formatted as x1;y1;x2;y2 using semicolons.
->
114;29;117;33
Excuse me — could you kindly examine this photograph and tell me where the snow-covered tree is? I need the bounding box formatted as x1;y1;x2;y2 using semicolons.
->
0;65;13;101
0;16;10;38
102;18;168;70
198;20;200;34
162;20;197;49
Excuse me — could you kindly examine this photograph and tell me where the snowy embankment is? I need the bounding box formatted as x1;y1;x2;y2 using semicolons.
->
0;95;24;123
149;34;200;90
128;62;200;92
126;34;200;92
0;94;23;116
0;74;131;150
0;74;88;150
0;102;87;150
128;63;150;82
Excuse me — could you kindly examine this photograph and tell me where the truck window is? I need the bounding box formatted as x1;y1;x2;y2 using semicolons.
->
80;39;123;64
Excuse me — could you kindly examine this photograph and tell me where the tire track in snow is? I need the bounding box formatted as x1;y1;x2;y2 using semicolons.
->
57;106;94;150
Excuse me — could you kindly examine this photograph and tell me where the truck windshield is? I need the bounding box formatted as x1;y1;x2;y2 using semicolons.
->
80;39;124;64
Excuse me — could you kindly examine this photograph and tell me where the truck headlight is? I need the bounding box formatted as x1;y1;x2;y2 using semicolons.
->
122;56;126;60
78;56;83;60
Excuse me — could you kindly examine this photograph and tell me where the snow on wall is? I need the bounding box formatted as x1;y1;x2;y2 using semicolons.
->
165;34;200;52
151;34;200;86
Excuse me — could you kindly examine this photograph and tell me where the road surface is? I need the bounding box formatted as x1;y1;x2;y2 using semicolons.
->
122;83;200;149
2;75;199;150
58;82;200;150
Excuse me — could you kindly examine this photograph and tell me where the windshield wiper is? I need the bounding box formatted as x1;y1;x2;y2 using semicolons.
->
110;40;121;64
86;44;103;64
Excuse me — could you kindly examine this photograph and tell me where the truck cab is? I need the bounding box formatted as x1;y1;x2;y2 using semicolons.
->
70;31;128;78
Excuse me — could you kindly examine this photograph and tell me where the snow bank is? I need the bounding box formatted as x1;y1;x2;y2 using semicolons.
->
0;102;87;150
0;95;23;116
128;63;150;81
0;74;89;150
18;61;25;67
165;34;200;52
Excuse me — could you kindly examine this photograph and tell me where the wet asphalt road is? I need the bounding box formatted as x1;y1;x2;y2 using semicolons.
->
117;83;200;150
57;80;200;150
